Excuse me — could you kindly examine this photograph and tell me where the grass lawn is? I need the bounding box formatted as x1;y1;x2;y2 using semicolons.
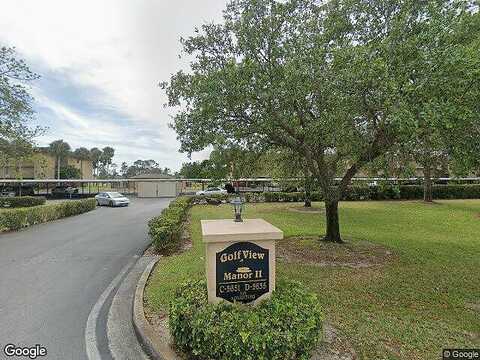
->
145;200;480;359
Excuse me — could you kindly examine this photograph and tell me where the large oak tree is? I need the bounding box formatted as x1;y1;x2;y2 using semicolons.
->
163;0;478;242
0;46;40;143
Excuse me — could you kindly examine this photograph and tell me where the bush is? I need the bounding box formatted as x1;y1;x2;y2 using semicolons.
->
148;196;193;252
0;198;96;232
187;184;480;206
261;184;480;202
397;185;480;200
242;192;265;203
59;165;82;179
169;279;323;360
398;185;425;200
0;196;46;208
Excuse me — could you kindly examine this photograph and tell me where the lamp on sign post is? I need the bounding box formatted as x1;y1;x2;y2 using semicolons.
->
231;196;243;222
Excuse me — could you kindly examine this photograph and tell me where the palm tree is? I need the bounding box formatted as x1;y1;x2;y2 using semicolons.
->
49;140;71;179
90;148;102;178
73;147;91;179
100;146;115;174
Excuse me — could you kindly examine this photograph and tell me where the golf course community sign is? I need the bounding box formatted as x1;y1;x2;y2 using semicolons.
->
201;219;283;305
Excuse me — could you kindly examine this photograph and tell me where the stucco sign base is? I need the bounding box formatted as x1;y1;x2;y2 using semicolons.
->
201;219;283;305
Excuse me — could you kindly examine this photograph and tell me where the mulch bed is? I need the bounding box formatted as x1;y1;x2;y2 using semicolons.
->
288;206;325;214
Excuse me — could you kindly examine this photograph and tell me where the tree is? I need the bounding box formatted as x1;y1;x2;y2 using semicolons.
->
162;0;479;242
262;148;315;207
97;164;109;179
0;138;33;179
178;146;261;180
73;147;91;179
100;146;115;173
120;162;129;178
0;46;41;143
49;140;71;180
90;148;102;177
59;165;81;179
178;161;209;179
125;159;161;177
209;145;262;180
110;163;118;177
391;3;480;202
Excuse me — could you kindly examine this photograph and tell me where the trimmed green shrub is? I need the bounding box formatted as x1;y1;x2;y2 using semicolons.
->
187;184;480;206
148;196;193;252
241;192;265;203
398;185;424;199
0;196;46;208
0;198;96;232
169;279;323;360
342;186;372;201
261;185;480;202
397;185;480;200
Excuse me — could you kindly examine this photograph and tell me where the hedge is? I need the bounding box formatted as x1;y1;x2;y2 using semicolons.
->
191;185;480;204
262;185;480;202
0;198;96;232
148;196;193;252
169;279;323;360
399;184;480;200
0;196;46;208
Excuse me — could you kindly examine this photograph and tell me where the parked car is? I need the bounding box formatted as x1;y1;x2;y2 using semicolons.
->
0;189;16;197
0;185;34;197
51;186;79;198
196;187;228;196
95;192;130;207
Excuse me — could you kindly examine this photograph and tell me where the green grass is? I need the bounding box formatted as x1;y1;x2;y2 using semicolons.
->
145;200;480;359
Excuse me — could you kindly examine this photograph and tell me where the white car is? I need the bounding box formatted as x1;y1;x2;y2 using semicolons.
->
196;187;228;196
95;192;130;207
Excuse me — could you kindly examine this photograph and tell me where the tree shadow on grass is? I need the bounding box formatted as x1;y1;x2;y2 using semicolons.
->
277;236;397;268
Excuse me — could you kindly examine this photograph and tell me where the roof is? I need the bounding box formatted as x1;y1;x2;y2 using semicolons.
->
130;173;176;179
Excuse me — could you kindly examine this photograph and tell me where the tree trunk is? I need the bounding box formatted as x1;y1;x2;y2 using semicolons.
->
57;157;61;180
304;176;312;207
304;196;312;208
423;164;433;202
323;200;343;243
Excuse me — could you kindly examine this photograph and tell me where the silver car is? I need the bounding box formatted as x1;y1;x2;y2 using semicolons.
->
95;192;130;207
196;187;228;196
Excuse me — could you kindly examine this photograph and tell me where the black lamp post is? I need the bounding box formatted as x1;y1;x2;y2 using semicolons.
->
231;196;243;222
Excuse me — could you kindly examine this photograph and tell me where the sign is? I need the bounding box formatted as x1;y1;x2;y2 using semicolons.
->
215;241;269;304
201;218;282;305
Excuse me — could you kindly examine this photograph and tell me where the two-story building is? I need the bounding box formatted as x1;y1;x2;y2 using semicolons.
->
0;149;93;179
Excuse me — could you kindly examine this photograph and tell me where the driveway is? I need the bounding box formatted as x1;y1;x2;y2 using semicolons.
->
0;197;171;360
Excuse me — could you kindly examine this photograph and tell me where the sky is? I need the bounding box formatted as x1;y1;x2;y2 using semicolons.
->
0;0;227;171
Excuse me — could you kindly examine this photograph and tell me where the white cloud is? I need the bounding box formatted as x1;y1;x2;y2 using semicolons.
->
0;0;227;170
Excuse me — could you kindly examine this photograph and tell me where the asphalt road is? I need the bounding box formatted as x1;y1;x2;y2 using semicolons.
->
0;198;171;360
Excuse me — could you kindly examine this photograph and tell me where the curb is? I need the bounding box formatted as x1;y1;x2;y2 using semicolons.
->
132;256;180;360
